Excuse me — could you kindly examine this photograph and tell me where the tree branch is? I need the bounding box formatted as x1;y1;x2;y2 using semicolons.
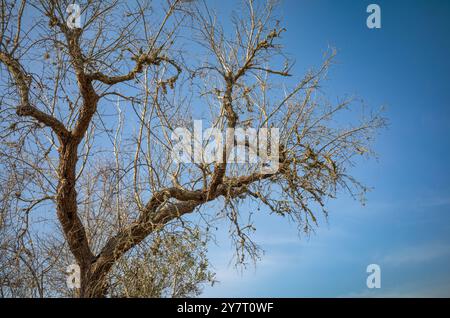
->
88;54;181;86
0;51;70;141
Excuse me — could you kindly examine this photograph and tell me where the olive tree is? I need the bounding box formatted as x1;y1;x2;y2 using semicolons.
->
0;0;384;297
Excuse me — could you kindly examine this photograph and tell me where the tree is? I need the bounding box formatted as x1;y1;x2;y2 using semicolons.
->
0;0;385;297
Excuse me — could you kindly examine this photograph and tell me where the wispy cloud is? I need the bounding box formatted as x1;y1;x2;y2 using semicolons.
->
381;242;450;266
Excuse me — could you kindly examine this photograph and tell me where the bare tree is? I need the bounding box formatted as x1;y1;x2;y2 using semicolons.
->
0;0;384;297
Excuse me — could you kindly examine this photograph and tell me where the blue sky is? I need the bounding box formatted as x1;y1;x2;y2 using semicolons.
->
202;0;450;297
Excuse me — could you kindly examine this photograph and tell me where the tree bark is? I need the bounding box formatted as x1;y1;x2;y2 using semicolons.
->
79;266;109;298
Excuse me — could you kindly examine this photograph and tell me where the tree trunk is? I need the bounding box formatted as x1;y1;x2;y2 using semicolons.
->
56;141;102;297
79;266;109;298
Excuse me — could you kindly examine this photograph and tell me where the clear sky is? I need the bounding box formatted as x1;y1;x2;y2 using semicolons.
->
202;0;450;297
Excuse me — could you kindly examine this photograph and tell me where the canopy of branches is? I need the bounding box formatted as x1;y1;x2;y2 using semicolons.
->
0;0;384;297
